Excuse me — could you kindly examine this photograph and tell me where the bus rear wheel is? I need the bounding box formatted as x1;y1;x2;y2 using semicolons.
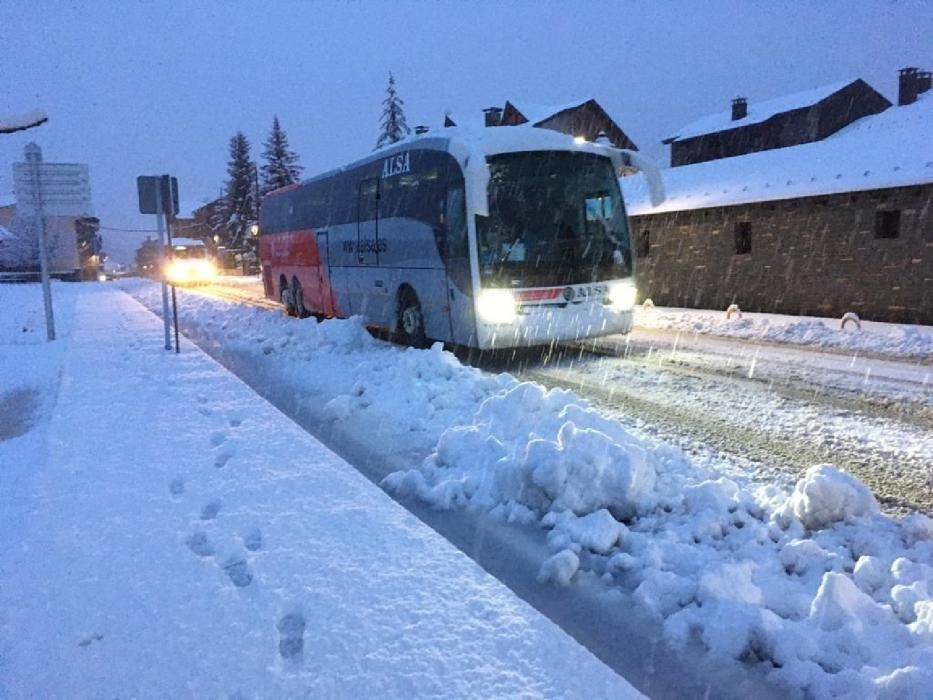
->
396;288;426;347
280;277;296;316
292;277;307;318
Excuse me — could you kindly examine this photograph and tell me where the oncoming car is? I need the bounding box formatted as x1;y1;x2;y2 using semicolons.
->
165;238;217;286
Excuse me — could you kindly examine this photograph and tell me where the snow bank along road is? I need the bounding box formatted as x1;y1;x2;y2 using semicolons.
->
193;276;933;516
120;278;933;700
0;282;642;699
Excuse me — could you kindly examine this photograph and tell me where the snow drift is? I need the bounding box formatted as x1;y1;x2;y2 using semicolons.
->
386;383;933;700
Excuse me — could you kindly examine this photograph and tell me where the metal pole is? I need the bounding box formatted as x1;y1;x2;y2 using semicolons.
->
163;181;180;354
29;152;55;341
154;185;172;350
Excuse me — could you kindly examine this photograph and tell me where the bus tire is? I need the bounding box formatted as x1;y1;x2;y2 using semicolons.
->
292;277;307;318
280;276;296;316
396;287;426;347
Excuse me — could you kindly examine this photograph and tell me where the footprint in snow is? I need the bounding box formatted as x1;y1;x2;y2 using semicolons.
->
185;531;214;557
223;556;253;588
243;527;263;552
169;476;185;496
228;416;243;428
210;430;227;447
198;406;212;417
200;499;222;520
77;633;104;647
196;395;209;405
214;451;233;469
277;612;306;660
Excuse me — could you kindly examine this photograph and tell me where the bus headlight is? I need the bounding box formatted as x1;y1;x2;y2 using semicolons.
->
608;281;637;310
477;289;517;324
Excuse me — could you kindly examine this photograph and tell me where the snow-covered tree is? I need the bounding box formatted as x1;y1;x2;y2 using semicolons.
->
212;132;258;247
375;73;410;150
260;116;303;194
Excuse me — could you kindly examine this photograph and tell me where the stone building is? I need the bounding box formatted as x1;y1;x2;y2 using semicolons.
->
664;79;891;167
621;71;933;325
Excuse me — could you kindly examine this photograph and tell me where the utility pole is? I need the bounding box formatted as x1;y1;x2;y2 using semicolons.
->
26;144;55;341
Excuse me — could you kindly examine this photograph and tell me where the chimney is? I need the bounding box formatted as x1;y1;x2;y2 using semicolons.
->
918;70;932;98
483;106;503;127
443;114;456;128
899;67;920;106
731;97;748;121
414;125;429;135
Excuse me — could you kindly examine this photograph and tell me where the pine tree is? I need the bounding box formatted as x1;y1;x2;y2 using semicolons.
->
213;131;258;247
375;73;410;150
260;116;303;194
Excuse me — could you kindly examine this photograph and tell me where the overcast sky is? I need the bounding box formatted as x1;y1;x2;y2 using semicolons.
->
1;0;930;262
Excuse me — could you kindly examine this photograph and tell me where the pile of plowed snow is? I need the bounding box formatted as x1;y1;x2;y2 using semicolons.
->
386;382;933;699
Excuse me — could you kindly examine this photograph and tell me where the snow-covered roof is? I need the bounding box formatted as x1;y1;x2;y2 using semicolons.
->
509;98;592;125
666;79;857;142
622;92;933;216
0;108;48;134
0;193;15;208
442;98;592;132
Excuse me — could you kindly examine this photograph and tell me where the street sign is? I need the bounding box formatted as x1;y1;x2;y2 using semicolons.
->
137;175;179;215
13;161;93;217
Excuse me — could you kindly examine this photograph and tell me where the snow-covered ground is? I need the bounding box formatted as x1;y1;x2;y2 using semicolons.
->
632;305;933;361
0;282;643;699
113;278;933;700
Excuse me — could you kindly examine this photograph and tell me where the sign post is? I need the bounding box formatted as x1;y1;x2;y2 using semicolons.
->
138;175;180;352
26;145;55;341
162;176;181;354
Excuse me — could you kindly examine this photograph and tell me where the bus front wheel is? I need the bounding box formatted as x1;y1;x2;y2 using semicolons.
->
396;288;426;347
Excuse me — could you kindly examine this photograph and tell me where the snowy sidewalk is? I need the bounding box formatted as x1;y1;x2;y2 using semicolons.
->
0;285;641;699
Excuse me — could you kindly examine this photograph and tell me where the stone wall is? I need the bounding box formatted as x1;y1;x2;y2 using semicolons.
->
628;183;933;324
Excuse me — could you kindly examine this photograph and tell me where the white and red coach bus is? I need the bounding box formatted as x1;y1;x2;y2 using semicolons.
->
259;127;659;349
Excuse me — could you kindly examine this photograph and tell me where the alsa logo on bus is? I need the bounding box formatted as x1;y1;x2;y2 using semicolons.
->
382;152;411;179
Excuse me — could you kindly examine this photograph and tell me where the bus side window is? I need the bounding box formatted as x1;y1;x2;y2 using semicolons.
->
446;186;467;260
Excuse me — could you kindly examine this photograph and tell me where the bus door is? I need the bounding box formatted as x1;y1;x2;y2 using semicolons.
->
443;184;474;345
354;178;380;319
315;230;336;316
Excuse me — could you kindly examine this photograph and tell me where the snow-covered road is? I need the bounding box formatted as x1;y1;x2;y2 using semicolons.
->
509;331;932;515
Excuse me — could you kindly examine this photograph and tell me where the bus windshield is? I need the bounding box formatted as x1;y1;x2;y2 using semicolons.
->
476;151;632;287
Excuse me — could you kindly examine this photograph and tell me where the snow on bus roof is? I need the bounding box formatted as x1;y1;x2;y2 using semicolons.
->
295;124;617;187
666;79;857;142
622;92;933;216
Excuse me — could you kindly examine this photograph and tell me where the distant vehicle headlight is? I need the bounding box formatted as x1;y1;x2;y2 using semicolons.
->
608;281;637;310
477;288;517;324
192;259;217;280
166;260;190;284
97;272;107;282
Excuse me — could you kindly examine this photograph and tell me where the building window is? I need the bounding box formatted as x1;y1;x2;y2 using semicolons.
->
734;221;752;255
636;229;650;258
875;210;901;239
